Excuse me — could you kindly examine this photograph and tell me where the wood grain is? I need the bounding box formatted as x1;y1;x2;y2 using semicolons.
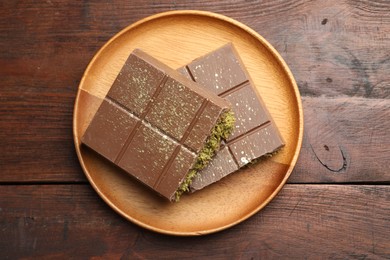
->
290;97;390;183
253;0;390;98
0;184;388;259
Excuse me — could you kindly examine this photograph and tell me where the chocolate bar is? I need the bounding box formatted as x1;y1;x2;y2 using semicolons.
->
82;49;234;201
178;43;284;191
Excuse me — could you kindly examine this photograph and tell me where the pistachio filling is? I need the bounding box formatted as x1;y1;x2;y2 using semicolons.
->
174;110;235;201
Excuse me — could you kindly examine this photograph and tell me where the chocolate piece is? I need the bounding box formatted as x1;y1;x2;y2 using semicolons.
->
178;43;284;191
82;49;234;201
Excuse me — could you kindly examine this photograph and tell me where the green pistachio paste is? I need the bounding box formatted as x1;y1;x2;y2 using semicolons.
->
174;110;235;201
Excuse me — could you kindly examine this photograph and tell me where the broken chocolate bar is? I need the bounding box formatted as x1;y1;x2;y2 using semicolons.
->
82;49;234;201
178;43;284;191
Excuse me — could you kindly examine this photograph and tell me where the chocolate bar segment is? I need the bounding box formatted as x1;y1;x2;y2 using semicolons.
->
81;99;140;162
82;49;234;201
178;43;284;191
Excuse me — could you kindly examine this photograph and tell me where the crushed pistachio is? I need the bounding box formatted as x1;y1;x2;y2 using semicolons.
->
174;110;235;201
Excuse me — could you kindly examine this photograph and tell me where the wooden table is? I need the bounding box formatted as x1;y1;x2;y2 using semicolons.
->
1;1;389;258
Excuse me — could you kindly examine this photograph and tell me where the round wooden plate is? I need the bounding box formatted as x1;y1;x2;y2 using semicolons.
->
73;10;303;235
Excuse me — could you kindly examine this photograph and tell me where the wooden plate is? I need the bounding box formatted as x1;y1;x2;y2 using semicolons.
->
73;10;303;236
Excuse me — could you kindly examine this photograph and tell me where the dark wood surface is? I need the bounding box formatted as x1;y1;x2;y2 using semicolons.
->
1;0;389;258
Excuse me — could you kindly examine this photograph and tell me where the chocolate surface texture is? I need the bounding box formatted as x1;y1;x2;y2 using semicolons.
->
82;49;232;201
178;43;285;191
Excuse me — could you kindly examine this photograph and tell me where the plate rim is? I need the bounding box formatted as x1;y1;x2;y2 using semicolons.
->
73;10;304;236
